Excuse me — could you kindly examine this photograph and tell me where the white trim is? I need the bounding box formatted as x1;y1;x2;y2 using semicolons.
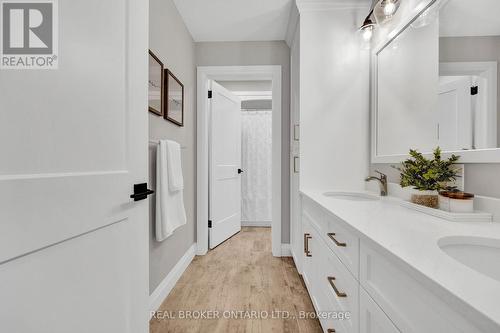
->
242;221;272;227
296;0;370;12
149;244;196;317
291;247;303;274
233;90;272;101
371;0;500;164
281;243;292;257
197;66;282;257
285;2;299;47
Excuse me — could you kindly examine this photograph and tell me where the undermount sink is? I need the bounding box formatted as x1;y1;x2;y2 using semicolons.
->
323;191;379;201
438;236;500;282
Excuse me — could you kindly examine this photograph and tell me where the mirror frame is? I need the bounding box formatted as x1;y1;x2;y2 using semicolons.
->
371;0;500;163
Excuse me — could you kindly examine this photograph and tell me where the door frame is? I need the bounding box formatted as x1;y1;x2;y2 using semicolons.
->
440;61;498;150
197;66;282;257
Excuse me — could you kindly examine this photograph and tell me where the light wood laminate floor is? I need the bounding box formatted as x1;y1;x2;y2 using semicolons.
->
150;227;322;333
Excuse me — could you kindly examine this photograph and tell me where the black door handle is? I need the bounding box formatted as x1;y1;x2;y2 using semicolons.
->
238;168;244;174
130;183;154;201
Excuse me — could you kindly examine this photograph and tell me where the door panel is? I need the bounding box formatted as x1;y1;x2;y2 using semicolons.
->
438;76;472;150
209;81;242;248
0;0;148;331
0;221;140;333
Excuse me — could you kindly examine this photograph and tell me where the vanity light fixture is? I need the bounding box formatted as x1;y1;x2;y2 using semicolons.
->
359;0;401;42
381;0;400;17
360;10;376;42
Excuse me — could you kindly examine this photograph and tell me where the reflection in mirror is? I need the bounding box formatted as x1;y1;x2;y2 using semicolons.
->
375;0;500;157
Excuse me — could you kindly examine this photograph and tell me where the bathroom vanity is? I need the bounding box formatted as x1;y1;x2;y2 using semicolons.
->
298;190;500;333
292;0;500;331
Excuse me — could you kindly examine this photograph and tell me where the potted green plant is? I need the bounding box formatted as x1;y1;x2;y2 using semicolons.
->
392;147;460;208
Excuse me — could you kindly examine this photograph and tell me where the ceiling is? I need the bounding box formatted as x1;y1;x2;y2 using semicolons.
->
173;0;294;42
440;0;500;37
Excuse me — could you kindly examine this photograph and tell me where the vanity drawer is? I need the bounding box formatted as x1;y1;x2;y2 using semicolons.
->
302;196;360;278
360;241;483;333
321;244;359;333
323;214;359;278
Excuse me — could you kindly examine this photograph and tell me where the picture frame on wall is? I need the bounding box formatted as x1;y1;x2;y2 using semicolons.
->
148;50;164;116
165;69;184;126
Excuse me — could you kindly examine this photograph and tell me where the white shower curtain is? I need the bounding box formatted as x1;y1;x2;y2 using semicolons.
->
241;110;272;224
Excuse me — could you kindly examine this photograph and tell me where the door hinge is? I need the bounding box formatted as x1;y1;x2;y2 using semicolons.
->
208;220;212;228
208;90;212;99
471;86;478;95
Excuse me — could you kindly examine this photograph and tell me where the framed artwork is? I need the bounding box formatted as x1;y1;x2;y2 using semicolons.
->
148;50;164;116
165;69;184;126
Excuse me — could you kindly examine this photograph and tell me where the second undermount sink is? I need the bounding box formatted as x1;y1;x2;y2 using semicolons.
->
323;191;380;201
438;236;500;282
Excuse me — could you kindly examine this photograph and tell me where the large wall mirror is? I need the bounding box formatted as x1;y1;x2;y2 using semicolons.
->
373;0;500;163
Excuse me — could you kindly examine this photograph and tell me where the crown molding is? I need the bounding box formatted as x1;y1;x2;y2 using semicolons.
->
296;0;371;12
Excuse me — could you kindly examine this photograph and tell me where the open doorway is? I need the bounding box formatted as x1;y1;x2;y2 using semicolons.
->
206;80;273;248
197;66;282;257
219;81;273;229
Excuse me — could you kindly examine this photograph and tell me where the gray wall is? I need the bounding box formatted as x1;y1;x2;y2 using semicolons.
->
196;41;291;243
149;0;196;294
370;36;500;199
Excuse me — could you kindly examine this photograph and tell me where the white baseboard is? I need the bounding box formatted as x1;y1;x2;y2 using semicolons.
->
291;247;302;274
241;221;271;227
281;243;292;257
149;243;196;318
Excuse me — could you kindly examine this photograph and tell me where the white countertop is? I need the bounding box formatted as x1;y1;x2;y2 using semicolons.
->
300;188;500;331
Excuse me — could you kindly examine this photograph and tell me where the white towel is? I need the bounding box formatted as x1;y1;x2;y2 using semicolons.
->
155;140;187;242
166;140;184;191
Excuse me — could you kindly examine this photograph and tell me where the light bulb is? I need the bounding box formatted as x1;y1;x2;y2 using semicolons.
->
383;1;397;17
362;26;373;42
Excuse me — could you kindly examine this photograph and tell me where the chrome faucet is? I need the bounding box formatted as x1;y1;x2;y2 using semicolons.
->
365;170;388;196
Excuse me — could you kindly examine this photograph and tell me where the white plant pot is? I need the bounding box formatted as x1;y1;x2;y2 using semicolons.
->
450;198;474;213
439;194;450;212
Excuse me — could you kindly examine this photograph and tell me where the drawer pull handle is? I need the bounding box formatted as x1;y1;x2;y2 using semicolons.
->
327;233;346;247
327;276;347;298
327;330;336;333
304;233;312;257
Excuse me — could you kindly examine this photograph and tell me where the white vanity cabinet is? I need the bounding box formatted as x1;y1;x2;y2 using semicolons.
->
360;242;482;333
302;196;361;333
299;194;487;333
359;288;399;333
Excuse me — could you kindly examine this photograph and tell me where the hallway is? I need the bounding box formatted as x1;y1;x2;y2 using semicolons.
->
150;228;322;333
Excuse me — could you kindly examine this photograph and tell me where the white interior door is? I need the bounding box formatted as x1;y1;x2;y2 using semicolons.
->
438;76;473;151
0;1;149;332
209;81;242;249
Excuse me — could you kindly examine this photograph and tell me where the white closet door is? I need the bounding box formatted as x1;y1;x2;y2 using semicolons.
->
0;1;149;332
209;81;242;248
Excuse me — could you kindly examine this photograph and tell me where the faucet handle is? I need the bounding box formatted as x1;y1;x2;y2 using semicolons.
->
374;170;387;178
